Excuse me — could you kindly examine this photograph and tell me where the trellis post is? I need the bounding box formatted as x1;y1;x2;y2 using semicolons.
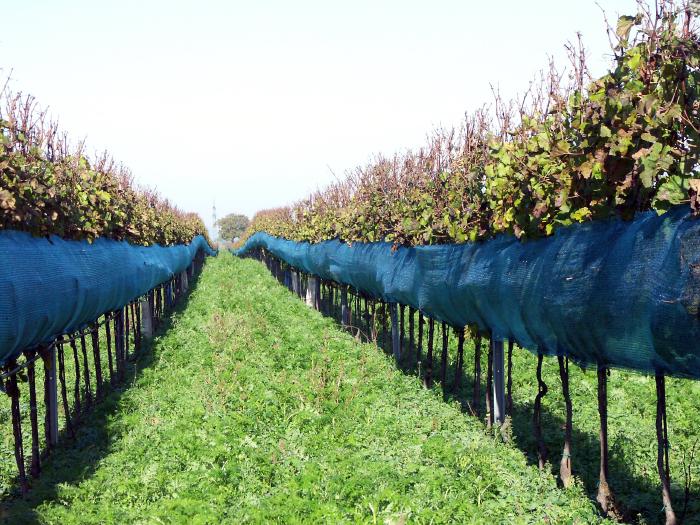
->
314;277;321;310
492;338;505;425
390;303;400;360
180;270;189;294
140;298;154;338
291;270;300;296
147;290;155;325
306;276;316;308
340;286;350;327
164;282;172;309
41;345;59;447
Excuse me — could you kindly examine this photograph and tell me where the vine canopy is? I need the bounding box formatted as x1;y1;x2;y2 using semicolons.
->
240;3;700;248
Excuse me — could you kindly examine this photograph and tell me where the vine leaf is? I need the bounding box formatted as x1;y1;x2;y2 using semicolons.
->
616;15;638;43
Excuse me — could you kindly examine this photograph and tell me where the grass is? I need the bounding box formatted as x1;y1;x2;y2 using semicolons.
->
0;309;129;499
266;256;700;524
490;335;700;524
1;253;603;524
375;306;700;524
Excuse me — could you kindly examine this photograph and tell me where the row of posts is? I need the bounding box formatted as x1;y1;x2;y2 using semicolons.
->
249;246;679;524
2;261;197;497
252;248;508;423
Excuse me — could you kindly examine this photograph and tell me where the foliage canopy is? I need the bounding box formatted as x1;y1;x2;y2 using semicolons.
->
216;213;249;241
241;3;700;247
0;92;211;246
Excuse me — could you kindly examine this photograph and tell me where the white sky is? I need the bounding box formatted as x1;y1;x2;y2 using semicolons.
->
2;0;638;235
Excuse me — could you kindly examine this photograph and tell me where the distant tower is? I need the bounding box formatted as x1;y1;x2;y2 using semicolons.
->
212;201;218;240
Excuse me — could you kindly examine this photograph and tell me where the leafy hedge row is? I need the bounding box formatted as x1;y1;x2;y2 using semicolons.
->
242;4;700;247
0;94;211;246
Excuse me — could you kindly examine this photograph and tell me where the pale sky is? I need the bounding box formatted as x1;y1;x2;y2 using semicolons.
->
2;0;638;235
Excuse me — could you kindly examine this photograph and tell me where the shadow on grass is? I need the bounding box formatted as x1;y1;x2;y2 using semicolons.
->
0;267;206;524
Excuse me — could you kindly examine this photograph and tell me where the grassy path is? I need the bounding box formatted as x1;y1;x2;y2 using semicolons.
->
3;254;603;524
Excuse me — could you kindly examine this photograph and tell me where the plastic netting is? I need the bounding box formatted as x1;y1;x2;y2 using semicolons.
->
235;205;700;379
0;231;216;366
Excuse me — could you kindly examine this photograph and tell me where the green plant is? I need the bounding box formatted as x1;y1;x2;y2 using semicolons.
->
1;254;606;524
0;93;212;247
237;2;700;248
215;213;250;242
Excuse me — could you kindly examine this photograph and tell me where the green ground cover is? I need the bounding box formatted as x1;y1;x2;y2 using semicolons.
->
372;295;700;524
1;254;602;524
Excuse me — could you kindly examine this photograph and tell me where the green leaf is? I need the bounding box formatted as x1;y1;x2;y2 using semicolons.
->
654;175;688;207
570;207;592;222
640;132;656;143
616;15;638;43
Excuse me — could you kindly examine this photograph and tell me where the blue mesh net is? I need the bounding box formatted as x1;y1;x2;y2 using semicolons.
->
235;205;700;378
0;231;216;366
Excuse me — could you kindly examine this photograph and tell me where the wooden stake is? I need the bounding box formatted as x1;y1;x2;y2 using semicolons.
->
440;322;448;387
486;337;494;428
70;339;81;415
105;314;115;386
656;373;677;525
408;307;415;360
390;303;400;361
40;344;59;448
315;277;321;311
130;302;139;352
506;339;514;416
400;306;405;357
363;298;369;340
125;304;130;361
596;366;616;514
306;276;315;307
115;309;125;382
534;353;548;469
5;361;28;495
472;335;482;417
341;287;349;328
558;356;573;488
492;338;505;425
91;325;103;398
56;339;74;438
454;328;464;393
80;332;92;407
424;319;434;388
25;350;41;478
417;313;424;362
382;302;388;350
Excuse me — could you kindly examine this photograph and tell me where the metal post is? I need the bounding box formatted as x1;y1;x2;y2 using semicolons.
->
306;276;316;307
116;309;125;381
314;277;321;310
341;287;349;327
292;270;299;296
390;303;400;360
41;345;59;447
140;298;154;338
492;338;505;424
180;270;189;294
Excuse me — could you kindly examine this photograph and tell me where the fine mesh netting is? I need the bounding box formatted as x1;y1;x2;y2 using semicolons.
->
236;205;700;378
0;231;217;366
